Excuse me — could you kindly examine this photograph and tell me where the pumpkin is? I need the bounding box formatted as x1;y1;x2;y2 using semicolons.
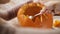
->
54;20;60;27
17;2;53;28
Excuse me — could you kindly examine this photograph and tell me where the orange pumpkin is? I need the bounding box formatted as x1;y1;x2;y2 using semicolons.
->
17;3;53;28
54;20;60;27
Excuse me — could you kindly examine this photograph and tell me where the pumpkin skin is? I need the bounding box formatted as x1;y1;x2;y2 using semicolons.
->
17;3;53;28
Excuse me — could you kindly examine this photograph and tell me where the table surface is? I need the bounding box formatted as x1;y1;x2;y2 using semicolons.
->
6;16;60;34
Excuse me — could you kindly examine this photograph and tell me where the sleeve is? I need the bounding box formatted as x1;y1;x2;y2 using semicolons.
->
0;23;16;34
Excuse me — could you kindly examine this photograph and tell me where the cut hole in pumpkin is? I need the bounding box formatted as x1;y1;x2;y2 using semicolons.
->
24;5;42;16
23;3;43;21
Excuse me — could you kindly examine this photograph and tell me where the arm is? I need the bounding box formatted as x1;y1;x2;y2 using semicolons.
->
0;0;32;20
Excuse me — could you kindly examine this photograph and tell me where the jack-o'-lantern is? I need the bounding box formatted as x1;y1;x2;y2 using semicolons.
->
17;2;53;28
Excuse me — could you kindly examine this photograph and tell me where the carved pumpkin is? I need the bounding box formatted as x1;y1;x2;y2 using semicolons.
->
17;3;53;28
